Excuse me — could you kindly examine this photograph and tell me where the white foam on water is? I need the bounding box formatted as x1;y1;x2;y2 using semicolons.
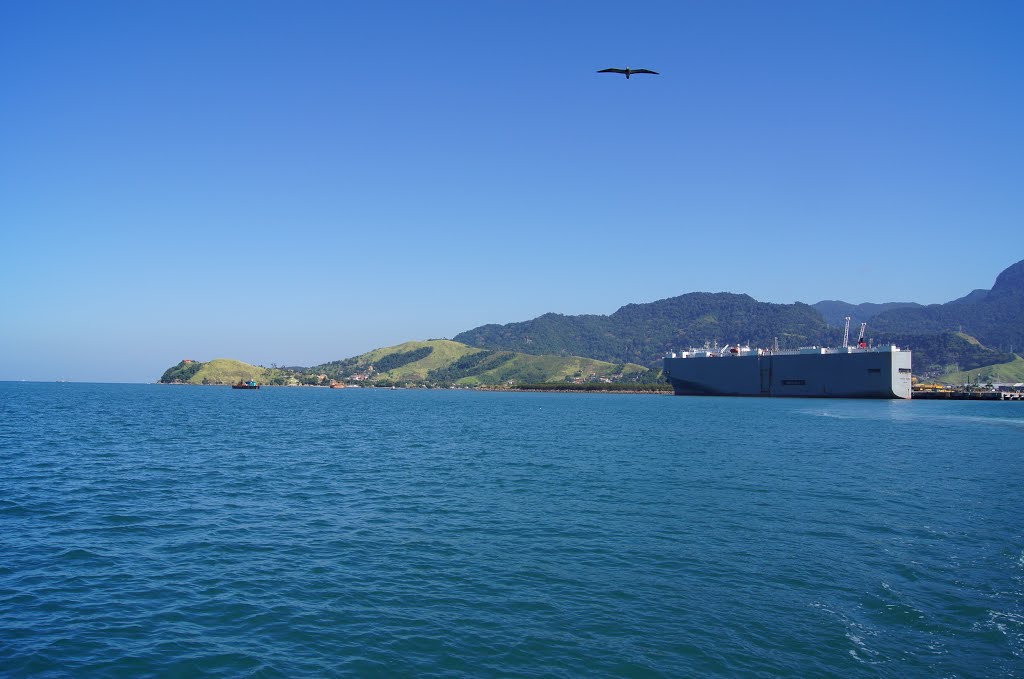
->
810;602;884;665
801;407;1024;431
984;610;1024;659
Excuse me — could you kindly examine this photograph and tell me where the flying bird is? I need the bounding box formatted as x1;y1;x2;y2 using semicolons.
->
597;67;659;79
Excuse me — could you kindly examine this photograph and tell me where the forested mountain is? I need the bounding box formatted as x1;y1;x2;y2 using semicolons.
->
811;300;921;329
163;262;1022;385
159;359;292;385
947;289;990;306
453;260;1023;375
455;293;832;368
868;332;1014;377
870;259;1024;353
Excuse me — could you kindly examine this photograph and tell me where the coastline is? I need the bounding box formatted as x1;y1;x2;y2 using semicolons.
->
158;382;671;394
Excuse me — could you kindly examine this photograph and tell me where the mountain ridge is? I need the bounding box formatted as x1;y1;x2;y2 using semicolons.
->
870;259;1024;352
161;260;1023;384
810;300;922;329
454;260;1024;376
455;292;831;367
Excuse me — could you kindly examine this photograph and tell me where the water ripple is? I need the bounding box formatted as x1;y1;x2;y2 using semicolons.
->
1;384;1022;677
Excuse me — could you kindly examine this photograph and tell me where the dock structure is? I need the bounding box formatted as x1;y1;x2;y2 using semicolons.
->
912;389;1024;400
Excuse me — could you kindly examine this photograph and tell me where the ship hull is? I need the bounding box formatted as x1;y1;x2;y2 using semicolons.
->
664;350;912;399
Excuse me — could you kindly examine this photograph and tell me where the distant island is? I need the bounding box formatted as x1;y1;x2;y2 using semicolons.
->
160;259;1024;388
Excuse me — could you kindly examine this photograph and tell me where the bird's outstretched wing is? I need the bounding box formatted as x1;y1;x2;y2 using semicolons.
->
597;68;628;74
631;69;659;75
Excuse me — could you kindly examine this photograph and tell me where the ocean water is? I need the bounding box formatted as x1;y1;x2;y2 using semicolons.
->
1;383;1022;678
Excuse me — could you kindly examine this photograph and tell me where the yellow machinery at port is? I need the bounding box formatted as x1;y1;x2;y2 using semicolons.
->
913;383;952;392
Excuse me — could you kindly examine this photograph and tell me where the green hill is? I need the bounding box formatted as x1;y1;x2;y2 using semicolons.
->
937;355;1024;386
454;292;832;368
160;359;292;385
159;341;651;387
871;259;1023;352
871;331;1015;378
310;340;648;386
811;300;921;328
161;261;1023;386
318;340;479;382
452;261;1024;379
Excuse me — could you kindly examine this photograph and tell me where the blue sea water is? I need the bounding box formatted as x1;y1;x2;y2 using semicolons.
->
1;383;1022;678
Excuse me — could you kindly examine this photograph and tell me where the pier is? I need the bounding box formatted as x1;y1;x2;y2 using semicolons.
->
912;389;1024;401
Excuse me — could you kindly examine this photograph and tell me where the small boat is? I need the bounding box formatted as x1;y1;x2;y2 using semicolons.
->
232;380;260;390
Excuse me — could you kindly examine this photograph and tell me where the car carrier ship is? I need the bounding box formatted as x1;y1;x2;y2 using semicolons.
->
663;322;912;399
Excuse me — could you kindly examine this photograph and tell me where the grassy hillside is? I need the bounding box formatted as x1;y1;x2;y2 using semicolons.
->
360;340;482;381
462;352;646;387
872;331;1015;378
937;355;1024;385
160;341;652;387
160;359;292;385
313;339;648;386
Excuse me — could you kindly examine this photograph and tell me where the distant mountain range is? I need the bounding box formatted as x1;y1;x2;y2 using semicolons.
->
455;293;831;367
810;301;922;329
161;259;1023;384
870;260;1023;353
812;288;995;329
455;259;1023;376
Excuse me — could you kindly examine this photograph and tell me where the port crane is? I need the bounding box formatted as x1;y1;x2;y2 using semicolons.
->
843;318;869;349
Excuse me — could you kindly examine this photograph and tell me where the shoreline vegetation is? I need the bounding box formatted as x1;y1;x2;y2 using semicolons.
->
159;382;673;394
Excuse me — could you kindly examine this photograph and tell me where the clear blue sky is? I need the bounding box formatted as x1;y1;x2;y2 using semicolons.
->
2;1;1022;382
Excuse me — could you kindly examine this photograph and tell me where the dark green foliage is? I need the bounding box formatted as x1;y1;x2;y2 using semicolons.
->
455;313;612;361
159;360;204;383
370;346;434;373
310;356;360;379
454;260;1024;376
494;364;548;384
874;332;1015;377
320;357;360;371
619;369;667;384
454;293;831;368
812;300;921;328
266;348;435;384
426;350;513;382
947;289;990;305
870;259;1024;352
